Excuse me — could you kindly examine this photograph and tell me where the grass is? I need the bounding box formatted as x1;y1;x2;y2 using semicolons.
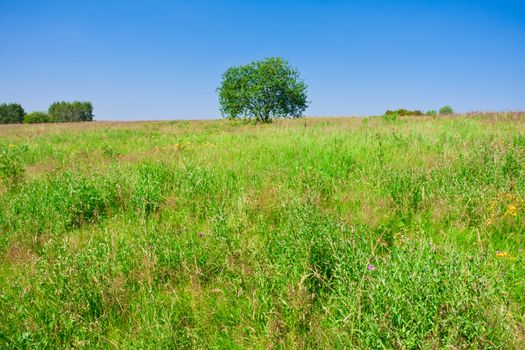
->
0;113;524;348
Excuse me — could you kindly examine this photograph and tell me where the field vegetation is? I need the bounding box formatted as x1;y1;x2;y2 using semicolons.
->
1;113;524;348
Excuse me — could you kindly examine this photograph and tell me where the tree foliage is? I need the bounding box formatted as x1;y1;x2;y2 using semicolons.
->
48;101;93;122
23;111;52;124
439;105;454;115
0;103;25;124
218;57;308;123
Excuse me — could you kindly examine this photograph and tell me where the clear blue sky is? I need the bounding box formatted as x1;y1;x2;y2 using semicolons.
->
2;0;524;120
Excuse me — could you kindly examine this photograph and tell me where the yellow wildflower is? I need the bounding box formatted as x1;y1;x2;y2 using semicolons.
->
505;204;518;217
496;251;511;258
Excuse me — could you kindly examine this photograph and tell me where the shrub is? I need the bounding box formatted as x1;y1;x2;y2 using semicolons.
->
217;57;308;123
0;103;25;124
439;105;454;115
426;110;437;116
23;111;52;124
48;101;93;122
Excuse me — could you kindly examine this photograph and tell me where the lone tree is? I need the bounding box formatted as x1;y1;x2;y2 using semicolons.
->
439;105;454;115
218;57;308;123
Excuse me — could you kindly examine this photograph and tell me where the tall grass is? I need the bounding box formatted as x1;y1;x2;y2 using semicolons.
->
0;115;524;348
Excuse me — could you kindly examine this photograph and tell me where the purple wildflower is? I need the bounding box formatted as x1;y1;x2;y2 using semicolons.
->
199;232;205;237
367;264;375;271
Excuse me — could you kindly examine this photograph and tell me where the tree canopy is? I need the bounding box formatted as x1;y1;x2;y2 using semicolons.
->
48;101;93;122
439;105;454;115
218;57;308;123
23;111;52;124
0;103;25;124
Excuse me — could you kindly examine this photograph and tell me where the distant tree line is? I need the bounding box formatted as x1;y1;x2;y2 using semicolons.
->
384;106;454;117
0;101;93;124
385;109;425;117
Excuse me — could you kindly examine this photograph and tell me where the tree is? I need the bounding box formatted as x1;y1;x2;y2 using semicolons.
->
439;105;454;115
0;103;25;124
23;111;52;124
48;101;93;122
218;57;308;123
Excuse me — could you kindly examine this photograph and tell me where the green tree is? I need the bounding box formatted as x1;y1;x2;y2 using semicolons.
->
23;111;52;124
0;103;25;124
218;57;308;123
48;101;93;122
439;105;454;115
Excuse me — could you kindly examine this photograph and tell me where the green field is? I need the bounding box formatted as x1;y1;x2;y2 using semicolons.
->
1;114;524;348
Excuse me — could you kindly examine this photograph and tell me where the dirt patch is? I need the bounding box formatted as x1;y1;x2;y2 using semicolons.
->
5;243;37;265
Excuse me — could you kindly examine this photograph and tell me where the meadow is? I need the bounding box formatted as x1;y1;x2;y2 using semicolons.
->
0;114;524;349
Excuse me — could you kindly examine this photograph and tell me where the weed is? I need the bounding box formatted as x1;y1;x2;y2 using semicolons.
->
0;143;26;186
133;162;172;215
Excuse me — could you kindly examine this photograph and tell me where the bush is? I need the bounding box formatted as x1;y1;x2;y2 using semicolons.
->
0;103;25;124
23;111;52;124
426;110;437;116
218;57;308;123
439;105;454;115
48;101;93;122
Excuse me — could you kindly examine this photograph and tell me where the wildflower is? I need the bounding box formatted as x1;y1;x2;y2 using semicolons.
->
199;232;204;237
496;251;510;258
367;264;375;271
174;143;185;151
505;204;518;217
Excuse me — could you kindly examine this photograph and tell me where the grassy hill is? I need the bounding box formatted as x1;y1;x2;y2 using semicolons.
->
1;114;524;348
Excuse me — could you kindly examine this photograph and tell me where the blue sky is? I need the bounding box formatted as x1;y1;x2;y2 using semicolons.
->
1;0;524;120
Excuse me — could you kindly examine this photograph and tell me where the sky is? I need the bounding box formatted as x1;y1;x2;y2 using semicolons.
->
1;0;524;120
